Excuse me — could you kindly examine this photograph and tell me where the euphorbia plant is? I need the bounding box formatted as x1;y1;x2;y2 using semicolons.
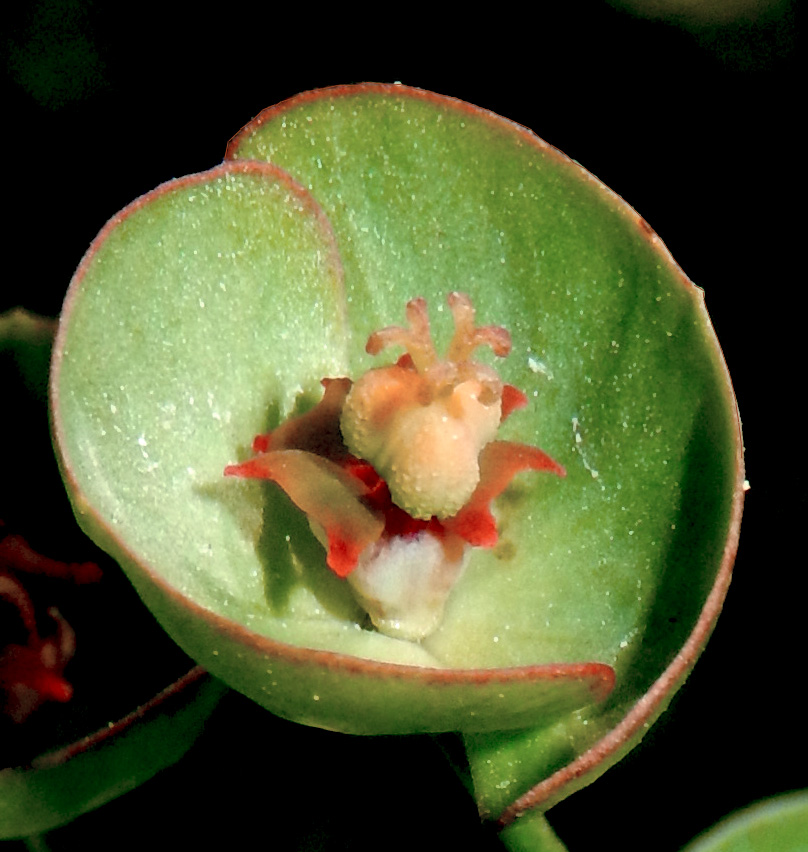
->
50;83;743;848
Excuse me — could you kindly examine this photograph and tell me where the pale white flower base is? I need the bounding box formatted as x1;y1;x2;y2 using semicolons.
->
347;534;470;641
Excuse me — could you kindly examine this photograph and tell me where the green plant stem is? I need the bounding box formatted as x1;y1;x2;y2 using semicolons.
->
499;810;570;852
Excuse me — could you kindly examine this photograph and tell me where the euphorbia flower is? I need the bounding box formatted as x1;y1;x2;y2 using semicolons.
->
225;292;564;639
0;583;74;724
0;524;100;723
50;84;743;840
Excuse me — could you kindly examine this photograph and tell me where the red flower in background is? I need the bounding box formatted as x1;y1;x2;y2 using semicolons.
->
0;522;101;723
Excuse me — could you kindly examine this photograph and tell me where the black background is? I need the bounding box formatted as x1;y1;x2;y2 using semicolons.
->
1;1;800;849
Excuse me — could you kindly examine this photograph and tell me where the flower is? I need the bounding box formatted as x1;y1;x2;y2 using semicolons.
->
225;293;564;640
0;523;101;724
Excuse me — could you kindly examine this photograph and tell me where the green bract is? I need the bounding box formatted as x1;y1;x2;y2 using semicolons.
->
51;84;743;827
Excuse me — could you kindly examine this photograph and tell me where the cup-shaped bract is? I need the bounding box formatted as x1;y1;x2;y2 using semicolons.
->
51;85;743;825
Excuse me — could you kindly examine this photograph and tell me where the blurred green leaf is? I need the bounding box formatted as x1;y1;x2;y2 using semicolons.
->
681;791;808;852
0;670;225;838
